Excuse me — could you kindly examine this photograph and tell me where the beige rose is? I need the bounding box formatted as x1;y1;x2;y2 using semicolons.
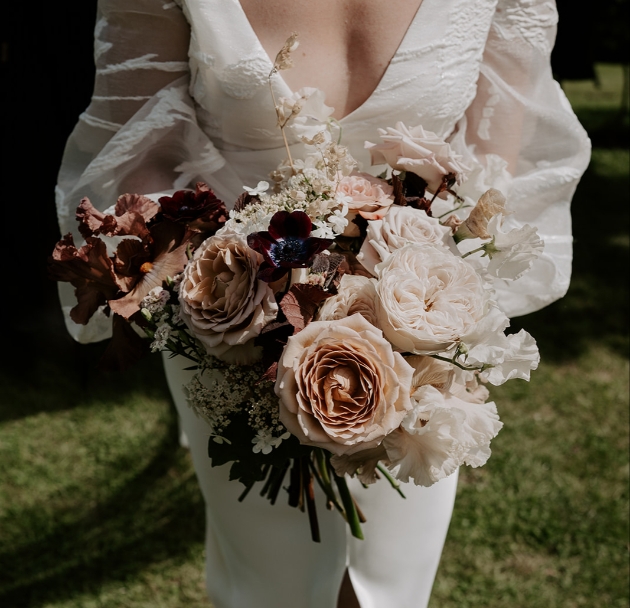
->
336;173;394;236
375;243;487;354
315;274;380;328
178;233;277;362
365;122;471;193
275;314;414;455
357;206;455;275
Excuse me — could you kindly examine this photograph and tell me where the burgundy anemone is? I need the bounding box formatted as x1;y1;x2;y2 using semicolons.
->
247;211;332;282
158;182;227;233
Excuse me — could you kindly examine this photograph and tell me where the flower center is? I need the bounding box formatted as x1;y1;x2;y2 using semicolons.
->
269;236;308;265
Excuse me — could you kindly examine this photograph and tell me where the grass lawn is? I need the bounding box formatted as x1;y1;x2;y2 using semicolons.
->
0;64;627;608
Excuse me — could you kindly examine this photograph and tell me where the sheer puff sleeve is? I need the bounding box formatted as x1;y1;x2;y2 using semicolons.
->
55;0;233;343
455;0;591;318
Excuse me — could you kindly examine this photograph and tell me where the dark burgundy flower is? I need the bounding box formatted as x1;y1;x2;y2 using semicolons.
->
247;211;332;282
158;182;227;234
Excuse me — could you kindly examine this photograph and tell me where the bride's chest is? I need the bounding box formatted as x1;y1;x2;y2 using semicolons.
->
178;0;498;150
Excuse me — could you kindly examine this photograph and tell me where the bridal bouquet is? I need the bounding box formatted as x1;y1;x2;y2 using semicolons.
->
49;35;543;541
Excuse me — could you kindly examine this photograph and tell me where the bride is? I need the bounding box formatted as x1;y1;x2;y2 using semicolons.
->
54;0;590;606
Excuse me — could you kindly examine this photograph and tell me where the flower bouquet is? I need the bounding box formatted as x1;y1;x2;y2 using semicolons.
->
49;35;543;542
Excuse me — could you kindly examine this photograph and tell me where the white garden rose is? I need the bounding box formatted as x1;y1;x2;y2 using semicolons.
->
315;274;380;328
374;243;487;354
178;233;278;363
275;314;414;455
365;122;471;193
357;206;455;275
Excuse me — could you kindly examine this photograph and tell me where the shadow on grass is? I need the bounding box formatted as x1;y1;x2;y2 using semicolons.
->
0;303;173;423
0;415;206;608
510;149;629;362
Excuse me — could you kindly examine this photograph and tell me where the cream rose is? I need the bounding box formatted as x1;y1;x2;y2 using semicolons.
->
365;122;471;193
375;243;487;354
315;274;380;328
275;314;414;455
336;173;394;236
357;206;455;275
178;233;278;362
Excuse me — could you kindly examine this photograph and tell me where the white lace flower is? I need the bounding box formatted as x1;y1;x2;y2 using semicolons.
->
243;181;270;196
150;322;173;352
327;203;349;234
310;221;336;239
140;286;170;314
252;430;281;454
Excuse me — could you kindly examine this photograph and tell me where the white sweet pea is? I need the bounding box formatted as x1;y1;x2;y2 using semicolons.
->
465;329;540;385
484;214;544;280
243;181;270;196
383;383;503;486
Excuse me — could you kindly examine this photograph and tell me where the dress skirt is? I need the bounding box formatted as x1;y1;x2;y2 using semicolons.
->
163;353;458;608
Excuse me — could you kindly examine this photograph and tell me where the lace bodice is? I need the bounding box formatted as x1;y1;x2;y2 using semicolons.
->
55;0;591;342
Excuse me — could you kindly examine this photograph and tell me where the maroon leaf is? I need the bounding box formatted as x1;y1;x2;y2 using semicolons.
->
280;284;332;334
76;196;156;240
48;234;124;324
108;221;190;319
391;173;406;207
71;284;108;325
259;361;278;384
115;193;160;222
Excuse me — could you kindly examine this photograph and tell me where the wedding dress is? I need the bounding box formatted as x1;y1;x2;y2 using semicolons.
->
54;1;591;606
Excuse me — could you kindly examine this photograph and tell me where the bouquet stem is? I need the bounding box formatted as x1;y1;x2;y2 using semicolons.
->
376;464;406;499
332;468;364;540
301;457;321;542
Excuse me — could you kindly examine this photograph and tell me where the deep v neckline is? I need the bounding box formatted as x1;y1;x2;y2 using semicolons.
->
232;0;427;123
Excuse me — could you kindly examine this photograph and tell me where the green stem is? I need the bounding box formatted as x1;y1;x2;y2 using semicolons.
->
258;464;274;497
301;458;321;542
332;470;364;540
376;464;406;499
430;353;488;372
237;481;255;502
308;460;345;516
461;245;486;259
268;74;295;173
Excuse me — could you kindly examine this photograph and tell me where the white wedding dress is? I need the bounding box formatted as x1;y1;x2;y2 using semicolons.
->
54;1;590;606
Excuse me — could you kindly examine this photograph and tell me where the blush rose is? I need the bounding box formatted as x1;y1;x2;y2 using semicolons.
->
365;122;470;193
336;173;395;236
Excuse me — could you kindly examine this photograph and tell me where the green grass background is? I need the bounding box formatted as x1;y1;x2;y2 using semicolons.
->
1;64;628;608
